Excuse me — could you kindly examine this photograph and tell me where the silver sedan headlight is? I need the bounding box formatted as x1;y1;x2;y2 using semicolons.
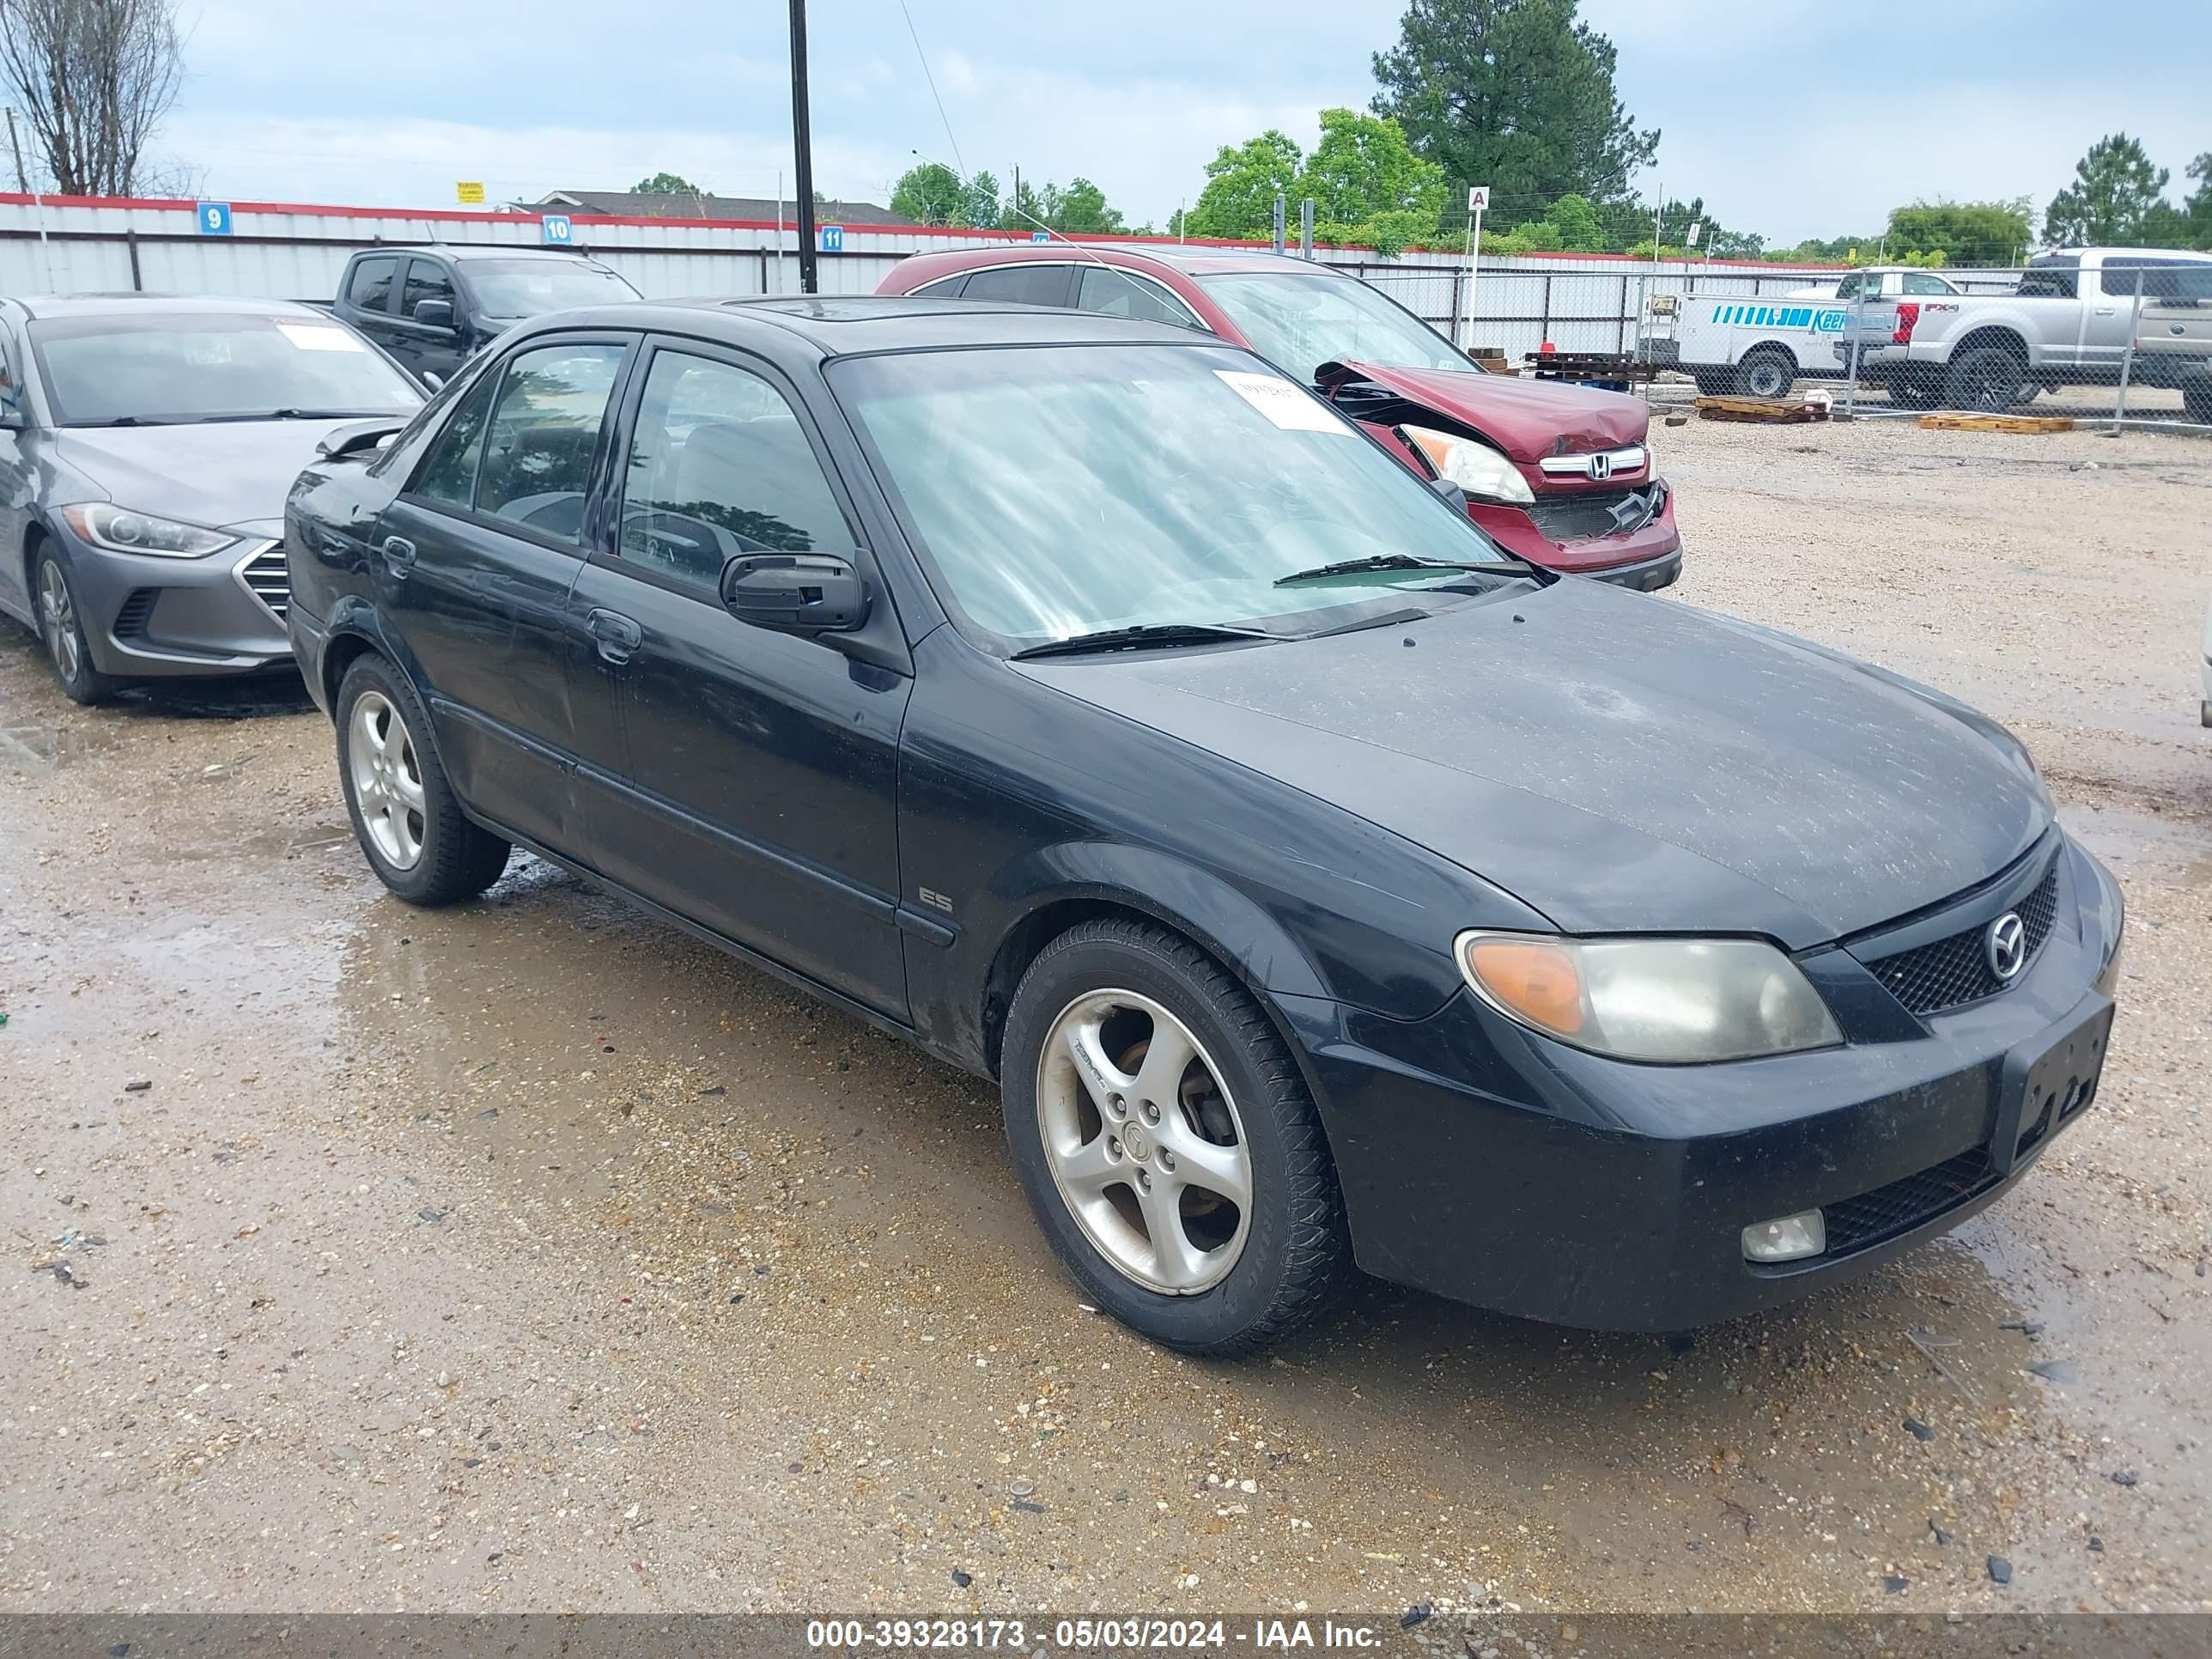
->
1455;931;1843;1064
61;502;239;559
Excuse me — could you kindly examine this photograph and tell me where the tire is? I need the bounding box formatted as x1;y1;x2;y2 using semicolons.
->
33;547;120;705
1734;349;1796;400
1000;917;1350;1356
334;653;511;905
1943;343;2033;412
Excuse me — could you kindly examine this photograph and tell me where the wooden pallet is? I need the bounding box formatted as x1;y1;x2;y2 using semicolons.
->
1917;412;2075;434
1694;396;1829;423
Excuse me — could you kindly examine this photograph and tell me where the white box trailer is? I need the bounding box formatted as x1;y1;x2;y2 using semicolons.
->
1644;270;1965;397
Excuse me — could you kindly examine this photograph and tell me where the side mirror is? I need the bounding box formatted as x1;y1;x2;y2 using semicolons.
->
411;298;456;331
421;371;445;392
1429;477;1470;514
317;416;409;459
720;552;870;634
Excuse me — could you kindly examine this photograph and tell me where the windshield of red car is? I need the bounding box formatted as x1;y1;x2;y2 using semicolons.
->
835;343;1516;648
1195;271;1469;381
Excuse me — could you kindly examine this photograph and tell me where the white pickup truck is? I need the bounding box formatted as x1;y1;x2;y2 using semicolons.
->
1842;247;2212;413
1643;268;1965;397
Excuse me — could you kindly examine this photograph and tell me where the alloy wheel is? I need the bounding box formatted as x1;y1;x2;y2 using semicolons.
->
37;560;82;684
348;690;428;871
1036;988;1253;1294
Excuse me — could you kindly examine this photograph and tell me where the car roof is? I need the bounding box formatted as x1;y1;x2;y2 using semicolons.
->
512;295;1240;359
6;292;335;320
364;245;614;264
897;242;1346;280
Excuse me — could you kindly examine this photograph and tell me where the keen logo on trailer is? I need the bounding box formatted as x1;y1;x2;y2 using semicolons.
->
1710;303;1850;332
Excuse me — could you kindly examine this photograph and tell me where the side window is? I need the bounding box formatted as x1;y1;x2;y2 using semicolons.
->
403;258;457;320
959;265;1073;307
0;325;23;424
1075;266;1201;329
1904;272;1953;295
474;343;628;543
912;275;969;299
348;257;399;313
410;368;499;506
1833;273;1860;301
617;351;850;595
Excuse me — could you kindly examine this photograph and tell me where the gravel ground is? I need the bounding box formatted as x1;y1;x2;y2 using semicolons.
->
2;415;2208;1620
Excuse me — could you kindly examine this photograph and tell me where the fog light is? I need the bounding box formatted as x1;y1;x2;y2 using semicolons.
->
1742;1209;1826;1263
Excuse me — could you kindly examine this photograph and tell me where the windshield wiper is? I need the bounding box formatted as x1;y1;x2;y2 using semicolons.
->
67;415;167;427
1010;622;1277;661
192;408;391;422
1273;553;1505;586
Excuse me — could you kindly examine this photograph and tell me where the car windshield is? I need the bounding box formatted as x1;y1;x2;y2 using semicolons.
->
834;343;1518;648
30;312;421;426
460;260;641;316
1195;270;1470;381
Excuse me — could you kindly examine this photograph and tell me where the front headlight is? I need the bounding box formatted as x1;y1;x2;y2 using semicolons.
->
1455;930;1843;1063
60;502;238;559
1400;424;1535;505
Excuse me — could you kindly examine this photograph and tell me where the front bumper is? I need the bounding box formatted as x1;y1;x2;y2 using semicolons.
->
1472;481;1682;583
58;522;296;678
1284;835;2124;1331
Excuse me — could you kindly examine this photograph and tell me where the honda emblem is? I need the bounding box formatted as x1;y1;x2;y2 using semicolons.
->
1588;452;1613;481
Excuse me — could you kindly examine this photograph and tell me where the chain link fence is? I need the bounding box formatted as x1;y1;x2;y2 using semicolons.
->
1348;252;2212;432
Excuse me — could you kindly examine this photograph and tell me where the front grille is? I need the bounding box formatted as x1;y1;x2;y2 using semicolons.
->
240;545;289;621
1524;483;1664;543
1865;865;2060;1016
112;587;158;639
1821;1148;1997;1256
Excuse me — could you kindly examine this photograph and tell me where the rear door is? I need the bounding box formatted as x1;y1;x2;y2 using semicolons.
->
564;336;913;1017
342;255;404;356
374;331;635;854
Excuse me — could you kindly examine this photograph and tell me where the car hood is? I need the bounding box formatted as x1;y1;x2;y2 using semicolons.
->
46;419;381;532
1018;580;2050;948
1332;360;1649;462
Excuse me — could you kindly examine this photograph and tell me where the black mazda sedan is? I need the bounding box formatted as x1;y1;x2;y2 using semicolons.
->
285;297;2124;1354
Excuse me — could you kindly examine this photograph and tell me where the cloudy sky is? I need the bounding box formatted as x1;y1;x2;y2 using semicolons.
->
162;0;2209;245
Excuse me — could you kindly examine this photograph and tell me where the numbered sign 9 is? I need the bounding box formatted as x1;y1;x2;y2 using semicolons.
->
197;202;234;237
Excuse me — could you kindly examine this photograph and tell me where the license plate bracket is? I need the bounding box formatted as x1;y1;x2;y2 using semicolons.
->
1993;1001;2113;1174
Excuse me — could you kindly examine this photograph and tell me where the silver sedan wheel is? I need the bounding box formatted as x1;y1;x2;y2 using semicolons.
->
348;690;428;871
1036;988;1253;1294
37;560;82;684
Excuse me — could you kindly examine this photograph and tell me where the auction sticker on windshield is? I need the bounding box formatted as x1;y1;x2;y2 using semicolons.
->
1215;369;1347;434
276;322;367;352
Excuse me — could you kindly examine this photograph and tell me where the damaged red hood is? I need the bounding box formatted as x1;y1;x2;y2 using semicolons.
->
1329;360;1650;463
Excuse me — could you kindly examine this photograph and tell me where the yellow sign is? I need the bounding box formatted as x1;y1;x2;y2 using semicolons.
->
455;181;486;205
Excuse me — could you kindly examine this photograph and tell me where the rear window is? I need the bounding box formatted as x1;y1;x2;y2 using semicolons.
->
2100;258;2212;301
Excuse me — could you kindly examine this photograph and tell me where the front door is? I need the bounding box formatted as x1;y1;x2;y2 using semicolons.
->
385;258;466;385
374;332;634;854
565;338;912;1018
0;320;35;625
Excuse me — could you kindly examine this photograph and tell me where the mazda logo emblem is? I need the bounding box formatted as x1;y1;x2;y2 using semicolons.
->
1986;912;2027;982
1588;452;1613;481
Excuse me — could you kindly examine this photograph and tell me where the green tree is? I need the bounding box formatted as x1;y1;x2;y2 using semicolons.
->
1372;0;1657;228
1294;108;1447;227
890;161;966;226
958;169;1002;229
1884;198;2031;264
1053;177;1125;234
2045;134;2169;247
1185;129;1304;239
630;171;705;196
1544;191;1605;252
2170;152;2212;250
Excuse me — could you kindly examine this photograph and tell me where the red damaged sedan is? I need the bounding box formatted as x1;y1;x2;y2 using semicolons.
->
877;244;1680;590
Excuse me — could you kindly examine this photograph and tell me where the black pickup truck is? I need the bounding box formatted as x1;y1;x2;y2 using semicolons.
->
331;245;641;386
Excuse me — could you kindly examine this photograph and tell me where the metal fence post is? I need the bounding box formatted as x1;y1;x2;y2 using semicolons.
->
2112;265;2144;433
1844;286;1864;420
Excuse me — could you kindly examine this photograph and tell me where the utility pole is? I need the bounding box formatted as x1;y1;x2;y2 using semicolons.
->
5;107;55;292
789;0;818;295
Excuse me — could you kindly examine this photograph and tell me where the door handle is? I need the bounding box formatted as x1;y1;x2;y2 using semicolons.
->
2094;307;2116;316
587;607;643;665
380;535;416;580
